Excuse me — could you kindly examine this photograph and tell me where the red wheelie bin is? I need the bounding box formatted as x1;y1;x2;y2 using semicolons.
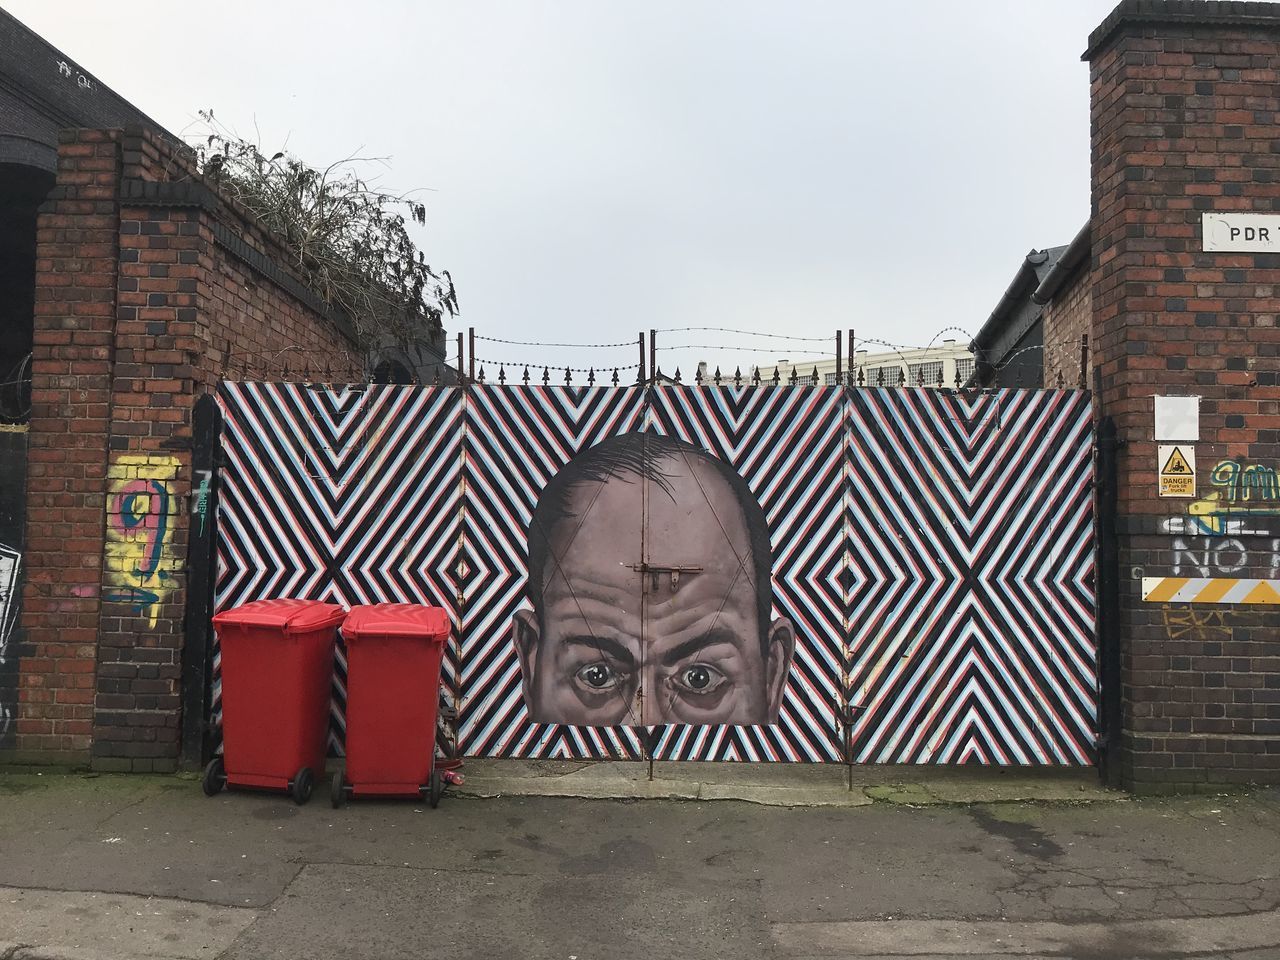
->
331;603;451;808
203;599;346;805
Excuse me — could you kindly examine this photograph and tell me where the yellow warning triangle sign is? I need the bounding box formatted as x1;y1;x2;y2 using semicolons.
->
1162;447;1193;476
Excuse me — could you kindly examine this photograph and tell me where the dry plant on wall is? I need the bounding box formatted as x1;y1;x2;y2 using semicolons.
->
190;109;459;360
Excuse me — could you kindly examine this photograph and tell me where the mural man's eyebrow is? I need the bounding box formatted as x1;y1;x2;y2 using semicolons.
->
563;634;637;666
659;628;742;667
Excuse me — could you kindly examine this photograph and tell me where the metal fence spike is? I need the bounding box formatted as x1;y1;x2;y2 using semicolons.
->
588;367;596;385
695;366;703;385
477;365;485;383
772;365;781;386
611;368;619;386
789;366;797;385
752;366;761;385
733;366;742;387
498;365;506;384
713;366;722;385
542;366;550;385
673;366;682;384
565;367;572;384
522;365;530;384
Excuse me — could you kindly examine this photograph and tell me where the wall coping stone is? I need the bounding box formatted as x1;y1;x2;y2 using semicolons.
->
1084;0;1280;61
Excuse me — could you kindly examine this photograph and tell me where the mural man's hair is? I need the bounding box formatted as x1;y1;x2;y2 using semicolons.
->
525;433;774;649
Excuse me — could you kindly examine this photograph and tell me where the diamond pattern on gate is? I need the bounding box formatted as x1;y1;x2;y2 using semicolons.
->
459;385;647;759
846;388;1096;765
214;382;461;757
644;385;846;762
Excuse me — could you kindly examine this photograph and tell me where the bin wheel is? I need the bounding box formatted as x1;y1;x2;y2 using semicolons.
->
428;769;443;809
201;757;226;797
330;772;346;809
290;767;314;805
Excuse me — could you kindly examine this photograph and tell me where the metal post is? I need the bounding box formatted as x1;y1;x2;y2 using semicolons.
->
1079;334;1090;390
835;330;842;383
179;393;222;770
456;332;464;382
1095;415;1123;787
638;332;646;384
649;329;657;387
468;327;476;383
848;328;855;385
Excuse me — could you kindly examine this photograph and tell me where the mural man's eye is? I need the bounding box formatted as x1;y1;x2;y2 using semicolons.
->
575;662;620;690
674;663;726;695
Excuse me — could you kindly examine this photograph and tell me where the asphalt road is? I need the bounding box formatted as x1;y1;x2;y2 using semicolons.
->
0;772;1278;959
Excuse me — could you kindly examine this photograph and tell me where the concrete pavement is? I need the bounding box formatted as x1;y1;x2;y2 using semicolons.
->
0;766;1277;959
452;758;1115;806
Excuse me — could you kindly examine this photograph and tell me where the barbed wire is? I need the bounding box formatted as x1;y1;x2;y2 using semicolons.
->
473;335;637;349
653;326;831;342
924;326;973;351
655;344;833;356
472;358;642;374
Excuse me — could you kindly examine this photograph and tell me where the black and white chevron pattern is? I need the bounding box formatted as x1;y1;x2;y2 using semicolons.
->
845;388;1096;764
215;383;461;755
459;385;647;758
213;382;1097;766
645;385;846;761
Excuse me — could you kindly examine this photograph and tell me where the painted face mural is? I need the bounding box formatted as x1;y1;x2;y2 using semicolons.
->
511;433;794;727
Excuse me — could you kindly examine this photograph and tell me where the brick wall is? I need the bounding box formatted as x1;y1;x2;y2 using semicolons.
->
10;126;362;769
1042;269;1092;389
17;129;120;760
1086;0;1280;791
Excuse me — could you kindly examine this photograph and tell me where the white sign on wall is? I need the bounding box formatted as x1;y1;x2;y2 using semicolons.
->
1203;213;1280;252
1154;395;1199;441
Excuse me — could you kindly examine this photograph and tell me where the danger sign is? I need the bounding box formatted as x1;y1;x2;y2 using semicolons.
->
1159;445;1196;498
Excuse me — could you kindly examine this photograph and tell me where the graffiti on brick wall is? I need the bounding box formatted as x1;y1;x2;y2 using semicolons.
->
105;455;179;628
1159;457;1280;578
1155;526;1280;577
1159;604;1232;642
0;542;19;738
1177;459;1280;536
0;543;19;650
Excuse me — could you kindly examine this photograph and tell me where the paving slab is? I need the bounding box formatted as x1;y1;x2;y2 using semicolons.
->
772;909;1280;957
0;886;257;960
453;758;1114;807
224;862;768;960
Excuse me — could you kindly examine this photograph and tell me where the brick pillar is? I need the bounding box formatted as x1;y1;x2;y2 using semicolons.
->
16;129;121;762
92;132;204;772
1086;0;1280;791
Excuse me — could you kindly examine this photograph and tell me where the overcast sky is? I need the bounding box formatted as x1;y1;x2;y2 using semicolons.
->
9;1;1127;376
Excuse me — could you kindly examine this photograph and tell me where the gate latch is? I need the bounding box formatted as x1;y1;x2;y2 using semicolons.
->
631;562;704;592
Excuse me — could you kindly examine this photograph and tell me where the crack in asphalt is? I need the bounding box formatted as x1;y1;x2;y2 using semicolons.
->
279;857;539;879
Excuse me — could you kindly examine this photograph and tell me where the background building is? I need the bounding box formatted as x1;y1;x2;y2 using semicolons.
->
696;341;974;387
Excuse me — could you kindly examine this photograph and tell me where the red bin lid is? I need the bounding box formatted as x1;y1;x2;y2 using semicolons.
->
212;599;347;635
341;603;450;643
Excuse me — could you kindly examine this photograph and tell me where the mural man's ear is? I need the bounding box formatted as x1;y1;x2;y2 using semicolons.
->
765;617;795;722
512;609;541;711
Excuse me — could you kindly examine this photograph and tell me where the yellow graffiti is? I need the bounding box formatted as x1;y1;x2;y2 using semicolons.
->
1184;459;1280;534
1160;604;1232;642
105;455;179;628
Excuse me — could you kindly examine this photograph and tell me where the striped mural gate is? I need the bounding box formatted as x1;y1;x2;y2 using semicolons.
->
213;381;1097;766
